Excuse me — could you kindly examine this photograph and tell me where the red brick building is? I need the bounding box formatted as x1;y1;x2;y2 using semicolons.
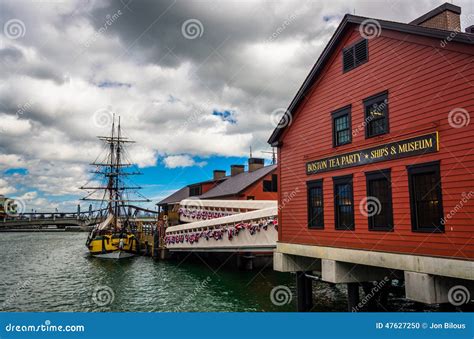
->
268;3;473;310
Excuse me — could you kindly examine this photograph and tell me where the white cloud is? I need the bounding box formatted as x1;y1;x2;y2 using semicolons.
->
0;114;32;136
0;178;17;195
0;154;26;170
163;155;207;169
0;0;471;209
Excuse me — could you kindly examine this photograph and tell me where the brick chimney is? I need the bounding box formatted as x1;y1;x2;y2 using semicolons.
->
410;3;461;31
248;158;264;172
230;164;244;176
213;170;226;180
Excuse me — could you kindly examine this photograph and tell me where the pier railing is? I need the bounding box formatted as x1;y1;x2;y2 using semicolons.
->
165;206;278;252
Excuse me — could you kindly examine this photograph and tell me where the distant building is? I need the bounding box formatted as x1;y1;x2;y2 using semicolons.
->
157;158;277;225
0;195;16;217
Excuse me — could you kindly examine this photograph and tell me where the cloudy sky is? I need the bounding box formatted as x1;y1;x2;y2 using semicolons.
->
0;0;472;212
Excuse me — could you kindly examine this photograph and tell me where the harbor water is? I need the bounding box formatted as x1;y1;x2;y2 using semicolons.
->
0;232;432;312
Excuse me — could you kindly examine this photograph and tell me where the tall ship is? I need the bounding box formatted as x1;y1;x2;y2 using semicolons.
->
82;116;150;259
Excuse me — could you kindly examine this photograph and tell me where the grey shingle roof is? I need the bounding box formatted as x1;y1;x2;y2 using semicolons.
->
157;176;228;205
157;165;276;204
199;165;277;199
157;186;189;205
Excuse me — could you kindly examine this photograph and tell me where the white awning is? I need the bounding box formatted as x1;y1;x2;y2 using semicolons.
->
179;199;276;210
166;206;277;233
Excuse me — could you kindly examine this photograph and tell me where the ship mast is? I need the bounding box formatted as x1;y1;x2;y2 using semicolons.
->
108;116;115;217
114;117;121;230
80;115;150;231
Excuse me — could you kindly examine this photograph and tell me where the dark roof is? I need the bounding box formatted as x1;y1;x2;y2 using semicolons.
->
267;13;474;145
157;186;189;205
410;3;461;26
157;176;229;205
199;165;277;199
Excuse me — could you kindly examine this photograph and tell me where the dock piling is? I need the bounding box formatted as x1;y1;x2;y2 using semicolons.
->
296;271;313;312
347;283;360;312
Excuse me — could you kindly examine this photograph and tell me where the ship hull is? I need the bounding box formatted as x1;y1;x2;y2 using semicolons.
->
87;232;138;259
93;251;135;259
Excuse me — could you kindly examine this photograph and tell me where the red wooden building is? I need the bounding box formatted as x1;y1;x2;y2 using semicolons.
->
157;158;277;224
268;3;473;310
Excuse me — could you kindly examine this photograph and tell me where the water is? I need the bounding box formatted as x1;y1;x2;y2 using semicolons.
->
0;233;430;312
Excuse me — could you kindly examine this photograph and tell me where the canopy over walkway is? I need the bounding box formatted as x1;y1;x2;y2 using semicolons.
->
166;200;278;253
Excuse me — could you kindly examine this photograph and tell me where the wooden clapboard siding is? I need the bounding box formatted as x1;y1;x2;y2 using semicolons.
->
278;25;474;260
239;172;279;200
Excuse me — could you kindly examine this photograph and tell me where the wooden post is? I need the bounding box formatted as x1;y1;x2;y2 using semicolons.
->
296;271;313;312
347;283;360;312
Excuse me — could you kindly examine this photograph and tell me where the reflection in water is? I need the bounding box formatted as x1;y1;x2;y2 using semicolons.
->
0;233;301;312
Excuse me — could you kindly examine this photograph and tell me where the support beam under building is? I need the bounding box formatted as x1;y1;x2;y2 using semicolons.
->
321;259;396;284
405;271;474;304
274;252;321;273
296;271;313;312
347;283;360;312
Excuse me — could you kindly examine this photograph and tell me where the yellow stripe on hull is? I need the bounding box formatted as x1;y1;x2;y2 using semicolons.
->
87;233;138;257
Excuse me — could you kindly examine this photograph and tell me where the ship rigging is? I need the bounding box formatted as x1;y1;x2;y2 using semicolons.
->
81;115;151;259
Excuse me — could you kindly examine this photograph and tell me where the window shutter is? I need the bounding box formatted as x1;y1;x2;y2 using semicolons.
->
342;39;368;72
343;48;354;72
354;39;368;65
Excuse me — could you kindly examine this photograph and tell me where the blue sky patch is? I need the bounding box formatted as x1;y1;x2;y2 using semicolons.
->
97;81;132;88
4;168;28;175
212;110;237;124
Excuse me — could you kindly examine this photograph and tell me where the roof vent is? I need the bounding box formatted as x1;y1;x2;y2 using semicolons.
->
343;39;368;73
410;3;461;31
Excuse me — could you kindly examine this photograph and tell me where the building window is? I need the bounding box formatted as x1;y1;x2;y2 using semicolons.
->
343;39;368;72
407;161;444;232
189;185;202;196
365;169;393;231
272;174;278;192
307;180;324;229
333;175;354;230
364;91;389;138
332;105;352;147
263;174;278;192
